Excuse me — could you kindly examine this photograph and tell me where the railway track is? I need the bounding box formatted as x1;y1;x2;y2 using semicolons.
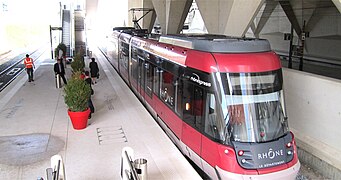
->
0;47;47;92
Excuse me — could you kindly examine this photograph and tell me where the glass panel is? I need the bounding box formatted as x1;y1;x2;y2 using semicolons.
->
175;80;182;116
145;63;153;97
193;87;204;129
140;59;145;88
160;71;175;107
132;47;138;60
204;93;219;139
226;92;286;143
153;67;160;96
183;82;194;125
182;83;204;130
207;70;288;144
131;57;138;81
120;42;129;70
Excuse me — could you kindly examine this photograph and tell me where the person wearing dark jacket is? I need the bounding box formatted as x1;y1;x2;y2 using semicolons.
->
89;58;99;84
84;71;95;119
54;59;67;84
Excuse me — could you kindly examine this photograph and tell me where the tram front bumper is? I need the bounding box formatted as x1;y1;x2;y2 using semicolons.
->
216;161;300;180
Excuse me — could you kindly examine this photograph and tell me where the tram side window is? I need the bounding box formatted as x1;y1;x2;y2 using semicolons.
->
160;71;175;108
204;93;219;139
153;67;161;97
120;42;129;70
175;79;183;116
139;58;145;88
131;56;138;81
183;83;204;130
120;42;127;57
132;47;138;60
145;63;153;97
123;56;128;70
193;87;204;129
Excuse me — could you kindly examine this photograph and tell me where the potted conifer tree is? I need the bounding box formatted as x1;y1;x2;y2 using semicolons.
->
71;53;85;73
64;71;91;130
55;43;67;59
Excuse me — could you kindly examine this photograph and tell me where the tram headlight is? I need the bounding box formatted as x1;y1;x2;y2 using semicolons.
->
286;142;292;148
238;150;244;156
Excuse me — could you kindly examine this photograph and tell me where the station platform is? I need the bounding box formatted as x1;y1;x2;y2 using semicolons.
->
0;48;202;179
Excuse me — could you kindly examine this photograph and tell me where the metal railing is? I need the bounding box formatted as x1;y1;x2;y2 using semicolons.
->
123;150;139;180
121;147;139;180
121;147;148;180
46;155;66;180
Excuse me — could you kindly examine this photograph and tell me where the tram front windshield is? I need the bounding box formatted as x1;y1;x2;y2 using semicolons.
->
208;70;289;144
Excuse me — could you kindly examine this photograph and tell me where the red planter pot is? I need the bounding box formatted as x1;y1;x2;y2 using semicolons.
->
68;108;90;130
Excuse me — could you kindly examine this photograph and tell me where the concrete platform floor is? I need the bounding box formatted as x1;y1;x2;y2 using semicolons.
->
0;48;201;180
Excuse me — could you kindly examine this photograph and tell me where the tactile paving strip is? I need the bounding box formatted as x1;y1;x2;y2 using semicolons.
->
96;126;127;145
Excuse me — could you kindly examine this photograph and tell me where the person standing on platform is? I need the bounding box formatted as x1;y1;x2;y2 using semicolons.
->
89;58;99;84
24;54;35;82
84;71;95;119
54;59;67;85
58;48;63;59
58;48;66;68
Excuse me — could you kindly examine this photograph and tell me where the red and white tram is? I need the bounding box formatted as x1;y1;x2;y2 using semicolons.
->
102;28;300;179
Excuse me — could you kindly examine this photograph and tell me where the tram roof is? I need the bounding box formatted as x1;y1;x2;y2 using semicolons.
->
158;34;271;53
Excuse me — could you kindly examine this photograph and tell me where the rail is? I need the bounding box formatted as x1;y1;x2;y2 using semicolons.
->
0;46;47;92
0;48;41;77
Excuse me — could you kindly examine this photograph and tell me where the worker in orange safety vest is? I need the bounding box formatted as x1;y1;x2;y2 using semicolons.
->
24;54;35;82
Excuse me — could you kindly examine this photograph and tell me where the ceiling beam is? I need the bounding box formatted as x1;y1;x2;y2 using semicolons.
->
332;0;341;13
279;0;302;36
254;1;278;37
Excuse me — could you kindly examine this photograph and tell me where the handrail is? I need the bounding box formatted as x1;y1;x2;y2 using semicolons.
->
46;155;66;180
124;150;139;180
54;160;61;180
46;160;61;180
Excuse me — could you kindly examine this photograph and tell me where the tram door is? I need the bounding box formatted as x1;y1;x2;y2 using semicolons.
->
182;83;203;169
137;57;145;99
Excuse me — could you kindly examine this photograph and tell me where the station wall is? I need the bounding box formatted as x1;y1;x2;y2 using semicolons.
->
283;68;341;170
